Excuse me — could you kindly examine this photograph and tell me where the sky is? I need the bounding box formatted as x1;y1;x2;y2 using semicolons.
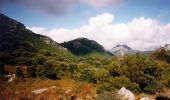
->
1;0;170;51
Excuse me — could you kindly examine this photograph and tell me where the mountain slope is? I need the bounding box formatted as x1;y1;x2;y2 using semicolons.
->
61;38;112;57
0;13;74;64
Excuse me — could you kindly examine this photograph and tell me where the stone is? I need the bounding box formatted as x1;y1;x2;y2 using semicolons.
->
118;87;135;100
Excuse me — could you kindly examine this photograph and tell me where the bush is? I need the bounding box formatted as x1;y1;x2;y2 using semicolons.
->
16;67;23;78
42;62;57;79
94;68;109;83
96;83;113;93
139;75;162;94
96;92;120;100
0;61;4;75
80;69;96;83
156;95;170;100
67;63;78;73
27;66;36;77
108;76;140;92
32;55;45;65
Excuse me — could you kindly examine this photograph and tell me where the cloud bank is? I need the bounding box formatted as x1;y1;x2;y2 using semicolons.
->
28;13;170;51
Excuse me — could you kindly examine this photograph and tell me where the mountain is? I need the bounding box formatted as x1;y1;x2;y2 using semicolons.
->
61;38;112;57
0;13;112;66
0;13;74;65
109;45;135;56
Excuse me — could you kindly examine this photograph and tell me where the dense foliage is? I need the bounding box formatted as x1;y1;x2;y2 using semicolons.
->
61;38;112;56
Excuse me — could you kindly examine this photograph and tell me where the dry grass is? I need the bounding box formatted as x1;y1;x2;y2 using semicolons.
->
0;78;97;100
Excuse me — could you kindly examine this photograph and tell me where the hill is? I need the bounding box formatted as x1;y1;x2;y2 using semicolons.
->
61;38;113;57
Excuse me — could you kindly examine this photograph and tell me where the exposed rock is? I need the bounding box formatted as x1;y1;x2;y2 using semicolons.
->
32;86;56;94
8;74;15;82
118;87;135;100
32;88;48;94
140;97;150;100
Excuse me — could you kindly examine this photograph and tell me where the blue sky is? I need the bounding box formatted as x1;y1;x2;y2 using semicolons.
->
1;0;170;28
1;0;170;50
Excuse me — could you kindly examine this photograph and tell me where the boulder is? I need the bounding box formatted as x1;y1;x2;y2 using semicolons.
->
118;87;135;100
140;97;150;100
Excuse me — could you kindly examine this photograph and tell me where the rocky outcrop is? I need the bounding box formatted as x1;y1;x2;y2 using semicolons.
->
118;87;135;100
140;97;150;100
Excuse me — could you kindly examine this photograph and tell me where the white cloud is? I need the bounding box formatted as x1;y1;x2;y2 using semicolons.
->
28;13;170;51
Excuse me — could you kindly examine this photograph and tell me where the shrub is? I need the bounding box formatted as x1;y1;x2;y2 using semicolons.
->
16;67;23;78
67;63;78;73
156;95;170;100
108;76;140;92
32;55;45;65
94;68;109;83
42;62;57;79
80;69;96;83
96;92;121;100
140;75;162;94
96;83;113;93
0;61;4;75
27;66;36;77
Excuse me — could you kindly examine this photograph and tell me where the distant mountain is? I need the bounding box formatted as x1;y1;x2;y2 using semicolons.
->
109;44;153;56
109;45;135;56
61;38;112;56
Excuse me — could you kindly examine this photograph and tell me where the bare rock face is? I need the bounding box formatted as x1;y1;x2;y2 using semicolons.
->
118;87;135;100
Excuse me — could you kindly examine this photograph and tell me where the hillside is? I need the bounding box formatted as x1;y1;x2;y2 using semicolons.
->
0;13;75;65
61;38;112;57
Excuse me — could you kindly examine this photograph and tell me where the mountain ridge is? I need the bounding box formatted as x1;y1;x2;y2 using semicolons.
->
61;37;112;56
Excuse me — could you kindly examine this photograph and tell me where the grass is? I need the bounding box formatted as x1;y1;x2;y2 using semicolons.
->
0;78;97;100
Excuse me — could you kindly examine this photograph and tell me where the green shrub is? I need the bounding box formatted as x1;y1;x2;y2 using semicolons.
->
67;63;78;73
16;67;23;78
42;62;57;79
108;76;140;92
96;92;121;100
139;75;162;94
94;68;109;83
80;69;96;83
27;66;36;77
96;83;113;93
0;61;4;75
32;55;45;65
